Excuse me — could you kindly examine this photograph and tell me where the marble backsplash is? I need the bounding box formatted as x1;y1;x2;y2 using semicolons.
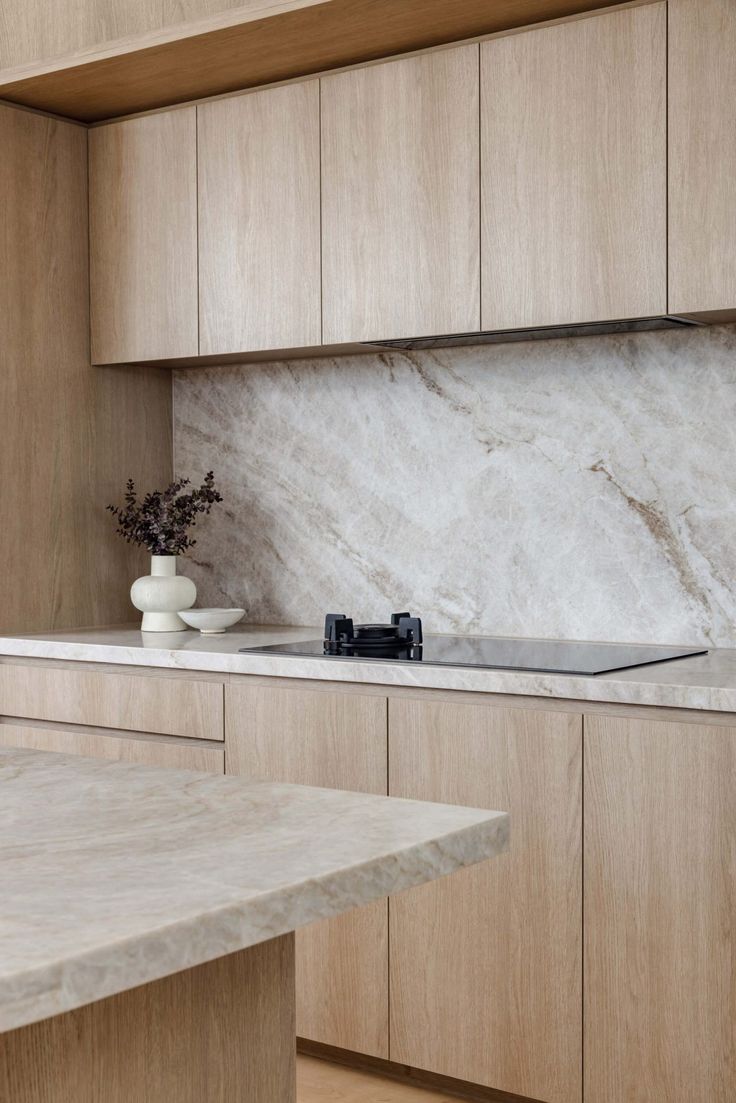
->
173;324;736;647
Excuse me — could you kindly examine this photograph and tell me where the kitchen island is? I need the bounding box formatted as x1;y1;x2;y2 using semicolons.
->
0;746;508;1102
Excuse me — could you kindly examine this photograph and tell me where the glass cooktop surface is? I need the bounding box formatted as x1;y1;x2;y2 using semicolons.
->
239;636;707;676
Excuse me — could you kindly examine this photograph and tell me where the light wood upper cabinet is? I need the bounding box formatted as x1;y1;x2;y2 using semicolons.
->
198;81;321;355
225;682;389;1059
85;0;736;357
585;713;736;1103
321;45;480;343
89;108;198;364
481;4;666;331
389;698;582;1103
669;0;736;316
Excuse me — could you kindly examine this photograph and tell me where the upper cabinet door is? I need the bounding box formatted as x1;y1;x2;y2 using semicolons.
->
481;4;666;331
669;0;736;316
321;46;480;344
89;108;198;364
198;82;321;355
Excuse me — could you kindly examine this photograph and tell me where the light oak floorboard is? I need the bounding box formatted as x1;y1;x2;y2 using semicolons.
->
297;1056;458;1102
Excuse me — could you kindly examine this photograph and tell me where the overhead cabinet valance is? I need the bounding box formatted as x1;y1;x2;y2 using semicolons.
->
88;0;735;367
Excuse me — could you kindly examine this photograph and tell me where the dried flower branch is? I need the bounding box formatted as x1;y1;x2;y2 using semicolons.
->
107;472;223;556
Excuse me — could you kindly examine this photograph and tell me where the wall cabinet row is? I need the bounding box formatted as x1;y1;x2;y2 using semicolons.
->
89;0;733;365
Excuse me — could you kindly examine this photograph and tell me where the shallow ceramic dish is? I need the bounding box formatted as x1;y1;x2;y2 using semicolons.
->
178;608;245;635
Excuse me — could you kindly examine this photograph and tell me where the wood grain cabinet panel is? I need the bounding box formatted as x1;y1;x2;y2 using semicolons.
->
89;108;198;363
481;4;666;331
388;698;582;1103
321;45;480;343
0;723;224;773
668;0;736;316
584;714;736;1103
225;682;389;1058
0;103;171;634
0;936;294;1103
198;81;321;355
0;664;224;742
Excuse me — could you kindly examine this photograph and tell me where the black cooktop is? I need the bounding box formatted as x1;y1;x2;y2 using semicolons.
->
240;612;707;676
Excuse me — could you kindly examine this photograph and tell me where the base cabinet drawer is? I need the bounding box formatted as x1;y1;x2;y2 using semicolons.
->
0;723;224;773
0;663;224;741
388;697;582;1103
225;682;389;1059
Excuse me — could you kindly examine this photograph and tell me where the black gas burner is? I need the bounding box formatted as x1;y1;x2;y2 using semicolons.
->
324;612;423;657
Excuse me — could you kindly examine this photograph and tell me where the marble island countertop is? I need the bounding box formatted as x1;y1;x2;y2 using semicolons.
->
1;624;736;712
0;747;507;1033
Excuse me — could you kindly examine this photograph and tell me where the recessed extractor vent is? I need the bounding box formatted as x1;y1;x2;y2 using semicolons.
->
364;315;703;351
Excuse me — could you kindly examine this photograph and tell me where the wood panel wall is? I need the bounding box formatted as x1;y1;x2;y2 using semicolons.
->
0;102;172;635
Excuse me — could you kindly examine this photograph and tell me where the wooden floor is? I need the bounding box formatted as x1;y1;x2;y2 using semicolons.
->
297;1055;459;1101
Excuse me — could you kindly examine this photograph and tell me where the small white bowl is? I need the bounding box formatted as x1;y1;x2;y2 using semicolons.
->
178;608;245;635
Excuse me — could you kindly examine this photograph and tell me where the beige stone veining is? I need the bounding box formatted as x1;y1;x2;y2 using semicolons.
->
173;324;736;647
5;626;736;713
0;747;508;1034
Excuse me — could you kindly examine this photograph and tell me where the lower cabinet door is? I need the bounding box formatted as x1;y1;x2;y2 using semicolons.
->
225;682;389;1057
0;722;224;773
389;698;582;1103
584;714;736;1103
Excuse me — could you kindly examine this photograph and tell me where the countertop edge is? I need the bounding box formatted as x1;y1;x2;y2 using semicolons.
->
0;752;508;1033
0;632;735;713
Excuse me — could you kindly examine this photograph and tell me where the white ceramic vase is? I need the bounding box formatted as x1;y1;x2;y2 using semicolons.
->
130;555;196;632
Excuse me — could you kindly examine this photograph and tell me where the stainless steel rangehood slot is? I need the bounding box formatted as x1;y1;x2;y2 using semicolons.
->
365;316;704;351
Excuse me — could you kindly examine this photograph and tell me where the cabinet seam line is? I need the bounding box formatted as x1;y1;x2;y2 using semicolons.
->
195;104;201;356
386;694;391;1062
581;713;585;1102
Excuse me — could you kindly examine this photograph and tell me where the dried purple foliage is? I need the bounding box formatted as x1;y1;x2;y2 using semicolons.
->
107;472;223;556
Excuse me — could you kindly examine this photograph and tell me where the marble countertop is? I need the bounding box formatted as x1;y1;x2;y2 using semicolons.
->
1;624;736;712
0;747;507;1034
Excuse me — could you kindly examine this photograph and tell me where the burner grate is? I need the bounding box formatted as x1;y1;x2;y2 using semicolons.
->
324;611;423;654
